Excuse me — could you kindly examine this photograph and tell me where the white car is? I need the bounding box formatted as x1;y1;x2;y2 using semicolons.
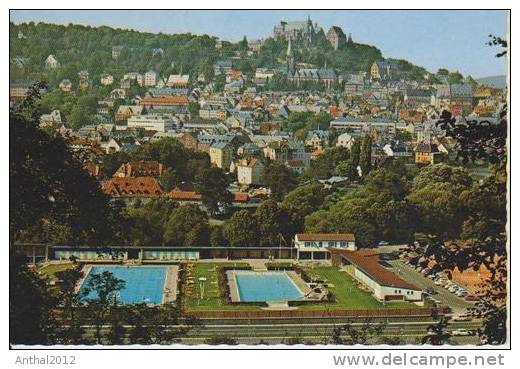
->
452;315;472;322
452;329;473;336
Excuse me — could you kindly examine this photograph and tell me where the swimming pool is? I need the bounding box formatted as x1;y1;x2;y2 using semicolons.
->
79;266;167;305
233;271;304;302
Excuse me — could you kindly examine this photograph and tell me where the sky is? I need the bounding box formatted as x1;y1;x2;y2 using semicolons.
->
10;10;508;78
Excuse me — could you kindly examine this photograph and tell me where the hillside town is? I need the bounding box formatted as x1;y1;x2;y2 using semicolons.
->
10;13;508;347
10;19;505;205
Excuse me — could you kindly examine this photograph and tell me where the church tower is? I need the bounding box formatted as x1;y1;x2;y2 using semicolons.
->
286;37;295;74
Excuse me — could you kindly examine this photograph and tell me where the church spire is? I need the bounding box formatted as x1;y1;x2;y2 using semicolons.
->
286;37;295;74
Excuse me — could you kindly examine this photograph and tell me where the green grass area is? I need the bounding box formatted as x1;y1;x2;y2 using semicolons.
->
38;263;74;280
183;262;260;312
182;262;421;312
298;267;415;311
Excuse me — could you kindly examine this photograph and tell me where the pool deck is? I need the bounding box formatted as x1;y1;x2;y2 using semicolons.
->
75;264;93;294
226;270;240;302
163;265;179;304
286;270;312;296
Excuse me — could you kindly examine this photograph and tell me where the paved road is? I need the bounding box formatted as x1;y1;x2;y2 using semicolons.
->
388;260;474;315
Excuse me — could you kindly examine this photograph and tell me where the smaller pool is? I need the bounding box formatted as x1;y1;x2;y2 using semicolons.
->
79;266;166;305
234;271;304;302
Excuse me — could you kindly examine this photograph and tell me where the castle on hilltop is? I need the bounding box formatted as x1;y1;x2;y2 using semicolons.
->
273;16;321;47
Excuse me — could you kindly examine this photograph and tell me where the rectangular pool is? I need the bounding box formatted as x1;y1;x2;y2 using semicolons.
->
80;266;166;305
234;271;304;302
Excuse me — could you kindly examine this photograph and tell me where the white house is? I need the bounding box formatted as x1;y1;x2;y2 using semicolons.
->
145;70;158;87
236;158;265;186
124;72;144;86
101;74;114;86
167;74;190;88
127;114;176;132
336;133;354;149
330;249;423;302
45;54;60;69
294;233;356;260
100;138;122;153
39;110;62;128
59;79;72;92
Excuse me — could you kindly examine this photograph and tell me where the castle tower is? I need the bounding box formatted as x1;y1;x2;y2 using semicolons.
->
347;33;353;46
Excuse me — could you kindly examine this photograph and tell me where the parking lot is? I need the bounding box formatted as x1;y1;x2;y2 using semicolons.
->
387;259;475;315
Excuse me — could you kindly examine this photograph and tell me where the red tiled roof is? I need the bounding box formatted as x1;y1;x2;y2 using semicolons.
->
297;233;355;242
102;177;163;198
139;96;189;106
114;160;164;177
286;160;305;168
169;191;202;201
233;193;249;202
83;162;101;177
330;249;421;291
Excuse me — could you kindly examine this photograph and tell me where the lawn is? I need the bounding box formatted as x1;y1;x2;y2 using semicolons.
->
182;262;420;312
38;263;74;280
298;267;415;311
183;262;262;311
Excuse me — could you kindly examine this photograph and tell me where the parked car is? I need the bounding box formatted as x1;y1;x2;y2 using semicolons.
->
378;241;389;246
452;329;474;336
425;287;437;295
452;315;472;322
465;295;480;302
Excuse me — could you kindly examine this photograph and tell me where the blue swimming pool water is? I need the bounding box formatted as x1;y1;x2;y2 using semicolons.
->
234;271;304;302
80;266;166;305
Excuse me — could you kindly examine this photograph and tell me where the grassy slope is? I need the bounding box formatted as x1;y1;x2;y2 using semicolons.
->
299;267;414;311
183;262;259;311
38;263;74;279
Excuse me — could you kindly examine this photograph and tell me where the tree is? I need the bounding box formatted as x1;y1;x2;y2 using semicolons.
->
407;164;472;240
264;162;297;201
422;37;508;345
421;313;451;345
448;71;464;84
282;183;329;232
10;255;56;345
195;167;231;215
305;167;415;246
255;199;291;246
124;199;178;246
83;271;126;344
107;306;127;345
359;135;372;177
210;225;228;247
158;168;178;192
223;210;259;247
54;267;87;344
328;319;386;345
350;139;361;168
10;82;122;246
163;204;210;246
